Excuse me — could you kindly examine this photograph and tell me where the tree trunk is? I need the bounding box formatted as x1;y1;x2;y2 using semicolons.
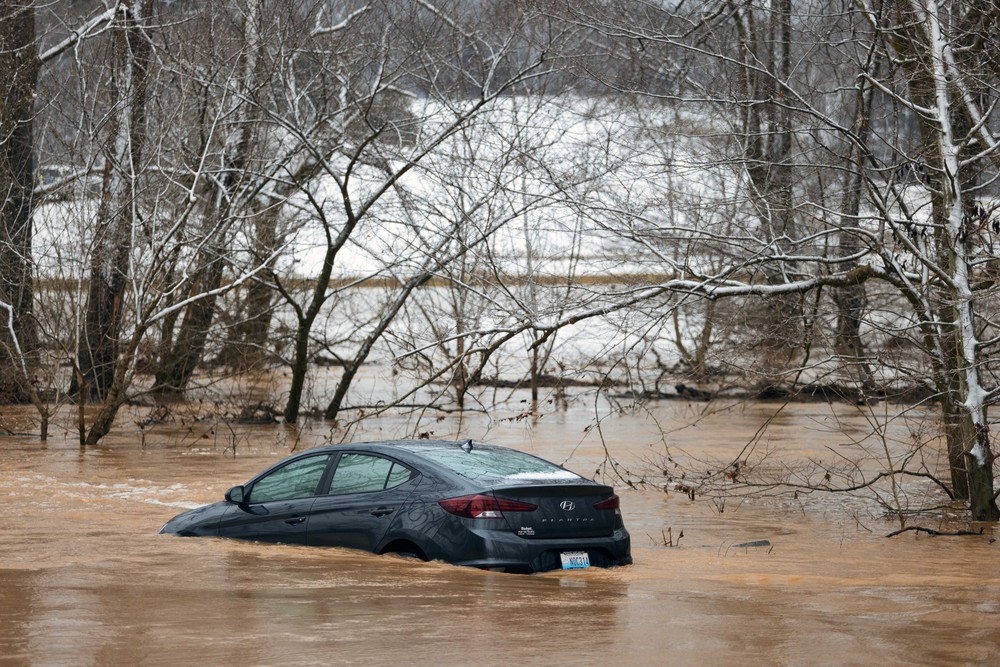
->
877;0;997;515
0;4;38;403
154;0;262;392
733;0;801;353
967;423;997;521
453;303;469;409
153;260;225;392
73;0;151;403
283;248;335;424
921;0;995;518
833;56;878;398
283;319;313;422
219;210;279;370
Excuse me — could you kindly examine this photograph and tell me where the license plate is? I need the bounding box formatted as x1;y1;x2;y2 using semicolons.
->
560;551;590;569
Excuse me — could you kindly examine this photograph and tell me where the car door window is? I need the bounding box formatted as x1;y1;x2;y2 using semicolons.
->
384;462;411;488
327;454;412;495
249;455;331;503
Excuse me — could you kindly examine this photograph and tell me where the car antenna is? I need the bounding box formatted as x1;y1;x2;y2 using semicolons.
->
461;439;473;452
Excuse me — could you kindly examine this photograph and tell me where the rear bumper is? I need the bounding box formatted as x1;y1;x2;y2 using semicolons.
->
442;526;632;573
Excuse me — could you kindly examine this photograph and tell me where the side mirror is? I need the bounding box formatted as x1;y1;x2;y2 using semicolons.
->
225;485;246;504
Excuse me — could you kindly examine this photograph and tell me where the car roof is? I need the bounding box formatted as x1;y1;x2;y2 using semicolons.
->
315;439;503;456
260;439;597;490
312;439;516;484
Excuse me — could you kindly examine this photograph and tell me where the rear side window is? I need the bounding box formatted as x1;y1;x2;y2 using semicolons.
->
420;447;581;484
249;454;331;503
328;454;413;495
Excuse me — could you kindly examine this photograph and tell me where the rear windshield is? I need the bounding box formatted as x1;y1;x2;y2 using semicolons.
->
421;447;582;484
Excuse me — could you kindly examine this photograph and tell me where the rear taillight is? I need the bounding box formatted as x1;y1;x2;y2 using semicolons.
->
438;494;538;519
593;494;620;511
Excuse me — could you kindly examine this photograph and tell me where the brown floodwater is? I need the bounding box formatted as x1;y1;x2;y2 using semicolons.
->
2;397;1000;666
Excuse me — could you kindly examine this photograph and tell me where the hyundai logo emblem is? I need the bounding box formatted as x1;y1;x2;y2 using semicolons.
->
559;501;576;511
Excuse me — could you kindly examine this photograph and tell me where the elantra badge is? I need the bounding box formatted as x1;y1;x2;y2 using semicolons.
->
559;501;576;511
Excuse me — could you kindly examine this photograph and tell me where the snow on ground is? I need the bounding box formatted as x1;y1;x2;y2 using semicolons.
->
28;94;952;406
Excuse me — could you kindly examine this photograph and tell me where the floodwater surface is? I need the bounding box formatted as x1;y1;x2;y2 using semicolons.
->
2;398;1000;666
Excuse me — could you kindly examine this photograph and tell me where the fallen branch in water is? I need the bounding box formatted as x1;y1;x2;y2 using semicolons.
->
885;526;985;538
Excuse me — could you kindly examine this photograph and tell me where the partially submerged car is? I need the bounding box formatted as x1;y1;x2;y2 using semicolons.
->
161;439;631;573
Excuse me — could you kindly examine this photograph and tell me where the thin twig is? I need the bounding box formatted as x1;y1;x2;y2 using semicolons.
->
885;526;984;538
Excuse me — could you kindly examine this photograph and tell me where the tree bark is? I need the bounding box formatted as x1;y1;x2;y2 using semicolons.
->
0;3;39;403
219;212;279;370
731;0;802;353
900;0;997;518
833;51;878;399
154;0;262;393
73;0;151;403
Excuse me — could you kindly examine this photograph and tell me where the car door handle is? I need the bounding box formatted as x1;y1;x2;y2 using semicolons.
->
284;516;306;525
370;507;394;517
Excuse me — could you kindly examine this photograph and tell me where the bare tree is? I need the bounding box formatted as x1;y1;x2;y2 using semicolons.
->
560;0;1000;519
22;0;287;443
264;0;571;423
71;0;152;406
151;0;269;393
0;1;39;404
866;0;1000;518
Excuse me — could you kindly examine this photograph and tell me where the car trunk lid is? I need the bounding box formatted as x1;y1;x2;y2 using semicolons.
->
491;483;619;539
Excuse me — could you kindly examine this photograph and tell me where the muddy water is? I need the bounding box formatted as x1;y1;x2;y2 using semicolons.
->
3;399;1000;666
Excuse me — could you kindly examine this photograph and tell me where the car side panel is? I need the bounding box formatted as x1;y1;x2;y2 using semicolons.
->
217;497;316;544
306;484;418;551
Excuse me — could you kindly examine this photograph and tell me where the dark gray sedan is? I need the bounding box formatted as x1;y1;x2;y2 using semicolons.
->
160;439;632;573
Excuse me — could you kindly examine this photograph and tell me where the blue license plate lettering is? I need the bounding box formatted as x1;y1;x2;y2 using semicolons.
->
560;551;590;569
